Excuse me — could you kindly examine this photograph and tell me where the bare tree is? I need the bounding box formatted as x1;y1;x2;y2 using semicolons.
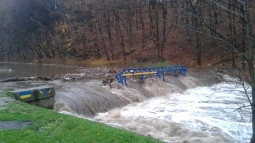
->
186;0;254;142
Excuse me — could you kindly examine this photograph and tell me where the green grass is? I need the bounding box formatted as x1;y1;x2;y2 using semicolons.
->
0;93;162;143
0;92;14;98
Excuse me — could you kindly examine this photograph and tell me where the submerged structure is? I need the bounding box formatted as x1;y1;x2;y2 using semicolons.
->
9;86;55;109
115;65;187;84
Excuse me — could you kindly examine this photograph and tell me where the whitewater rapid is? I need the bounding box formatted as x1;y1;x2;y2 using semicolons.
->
93;75;252;143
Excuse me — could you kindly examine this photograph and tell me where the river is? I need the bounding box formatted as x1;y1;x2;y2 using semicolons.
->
94;78;252;143
0;62;252;143
0;62;78;80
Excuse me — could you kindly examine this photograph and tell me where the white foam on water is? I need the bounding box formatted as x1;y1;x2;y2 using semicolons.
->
95;79;252;143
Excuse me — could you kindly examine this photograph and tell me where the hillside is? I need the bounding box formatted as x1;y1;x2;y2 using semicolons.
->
0;0;254;69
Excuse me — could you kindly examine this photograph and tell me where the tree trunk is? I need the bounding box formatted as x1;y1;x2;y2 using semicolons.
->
228;0;236;68
160;0;168;61
141;8;145;49
115;14;126;61
196;33;202;66
127;7;133;66
98;16;110;61
107;14;114;60
243;0;255;142
250;79;255;143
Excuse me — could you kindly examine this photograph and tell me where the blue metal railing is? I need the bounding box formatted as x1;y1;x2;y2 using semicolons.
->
115;65;187;85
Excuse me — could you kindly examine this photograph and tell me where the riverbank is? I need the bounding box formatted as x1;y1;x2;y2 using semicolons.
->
0;93;161;143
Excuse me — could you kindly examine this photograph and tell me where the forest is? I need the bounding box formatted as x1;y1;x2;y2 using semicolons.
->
0;0;254;68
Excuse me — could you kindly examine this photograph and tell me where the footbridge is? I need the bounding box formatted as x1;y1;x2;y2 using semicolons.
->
115;65;187;85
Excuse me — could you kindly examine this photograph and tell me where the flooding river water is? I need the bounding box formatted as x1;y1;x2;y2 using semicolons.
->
0;62;78;80
0;62;252;143
94;78;252;143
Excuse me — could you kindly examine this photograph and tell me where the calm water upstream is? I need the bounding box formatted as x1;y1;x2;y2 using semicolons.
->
0;62;78;80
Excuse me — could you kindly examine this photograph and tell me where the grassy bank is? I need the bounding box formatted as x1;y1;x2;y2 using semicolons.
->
0;93;161;143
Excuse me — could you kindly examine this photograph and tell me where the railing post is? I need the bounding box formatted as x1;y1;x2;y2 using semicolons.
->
123;76;127;85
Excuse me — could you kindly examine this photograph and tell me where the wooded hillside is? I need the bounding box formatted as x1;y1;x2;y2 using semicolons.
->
0;0;254;68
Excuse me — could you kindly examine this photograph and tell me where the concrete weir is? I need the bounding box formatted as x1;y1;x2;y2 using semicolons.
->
54;69;225;117
9;86;55;109
1;69;225;116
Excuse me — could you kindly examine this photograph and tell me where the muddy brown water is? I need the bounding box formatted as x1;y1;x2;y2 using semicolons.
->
0;63;226;117
0;62;79;80
0;62;230;117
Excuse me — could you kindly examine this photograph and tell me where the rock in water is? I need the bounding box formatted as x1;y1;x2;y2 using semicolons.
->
102;78;113;85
